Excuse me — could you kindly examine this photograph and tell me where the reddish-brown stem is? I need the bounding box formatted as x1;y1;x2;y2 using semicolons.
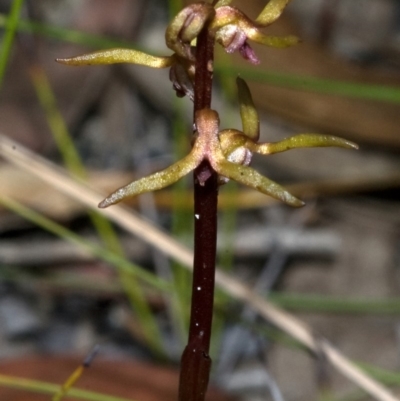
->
178;16;218;401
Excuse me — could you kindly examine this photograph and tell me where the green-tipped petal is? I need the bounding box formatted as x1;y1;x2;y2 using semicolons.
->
252;134;358;155
56;49;174;68
247;33;300;48
256;0;292;26
214;159;304;207
237;77;259;141
99;151;202;208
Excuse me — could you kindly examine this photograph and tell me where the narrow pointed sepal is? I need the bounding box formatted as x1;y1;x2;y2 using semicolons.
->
237;77;259;141
213;159;304;207
99;152;202;208
256;0;292;27
56;49;174;68
252;134;358;155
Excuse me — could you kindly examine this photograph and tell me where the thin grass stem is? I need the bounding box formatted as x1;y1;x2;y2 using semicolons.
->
0;0;25;88
30;66;165;355
0;374;136;401
0;196;169;293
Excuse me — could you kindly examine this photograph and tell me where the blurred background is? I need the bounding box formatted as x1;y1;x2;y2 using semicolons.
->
0;0;400;400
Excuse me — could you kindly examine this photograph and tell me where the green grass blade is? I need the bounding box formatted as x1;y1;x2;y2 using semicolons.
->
0;196;169;293
0;0;25;88
217;65;400;104
0;13;137;50
30;67;84;174
0;373;136;401
1;13;399;104
1;194;168;355
0;265;123;295
30;66;165;355
30;66;123;260
359;363;400;387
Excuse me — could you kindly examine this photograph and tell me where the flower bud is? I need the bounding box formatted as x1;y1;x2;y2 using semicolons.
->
165;3;215;60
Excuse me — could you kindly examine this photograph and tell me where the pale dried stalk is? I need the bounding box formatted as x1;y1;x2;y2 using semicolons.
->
0;134;398;401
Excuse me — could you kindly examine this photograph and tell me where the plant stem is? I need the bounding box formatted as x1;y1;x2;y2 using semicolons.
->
178;19;218;401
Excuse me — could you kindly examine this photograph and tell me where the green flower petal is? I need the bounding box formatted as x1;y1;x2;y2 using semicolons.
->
251;134;358;155
237;77;259;141
256;0;292;26
213;158;304;207
56;48;174;68
99;149;203;208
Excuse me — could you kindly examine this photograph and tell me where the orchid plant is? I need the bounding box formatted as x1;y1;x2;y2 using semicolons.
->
57;1;357;400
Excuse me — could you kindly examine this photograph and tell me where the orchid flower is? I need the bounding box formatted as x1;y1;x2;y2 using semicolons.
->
56;3;215;100
97;78;357;209
210;0;298;64
57;1;298;97
57;2;357;209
